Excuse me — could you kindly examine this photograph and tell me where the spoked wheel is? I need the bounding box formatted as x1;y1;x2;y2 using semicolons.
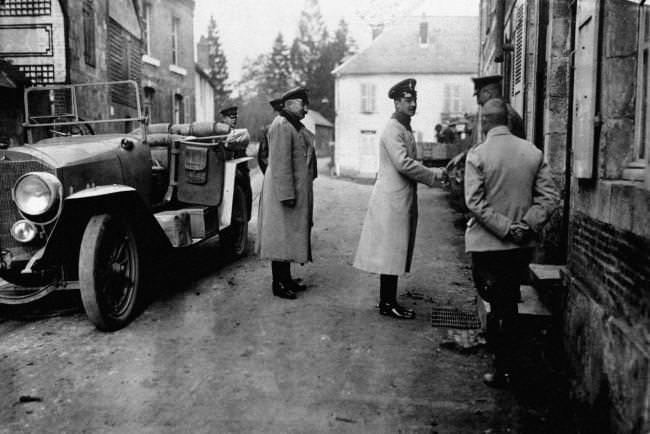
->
220;184;248;259
79;214;142;331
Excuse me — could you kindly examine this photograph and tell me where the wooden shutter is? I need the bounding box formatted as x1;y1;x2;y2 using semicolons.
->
572;0;600;179
510;0;526;115
360;83;368;113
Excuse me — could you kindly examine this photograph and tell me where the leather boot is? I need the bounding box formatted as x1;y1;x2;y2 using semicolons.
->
272;281;296;300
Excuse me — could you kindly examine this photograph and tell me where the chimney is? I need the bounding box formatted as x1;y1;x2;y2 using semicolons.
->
197;36;210;68
371;23;384;40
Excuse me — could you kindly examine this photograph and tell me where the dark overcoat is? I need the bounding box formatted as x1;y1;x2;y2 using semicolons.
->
256;113;316;263
353;117;437;275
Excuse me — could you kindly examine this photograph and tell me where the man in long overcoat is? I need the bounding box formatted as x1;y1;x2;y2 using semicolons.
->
465;99;558;387
354;78;443;319
257;87;317;300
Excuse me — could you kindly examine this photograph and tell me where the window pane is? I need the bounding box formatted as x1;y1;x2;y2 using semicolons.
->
144;4;151;55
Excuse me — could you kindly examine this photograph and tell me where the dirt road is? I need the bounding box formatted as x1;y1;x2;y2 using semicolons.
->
0;163;572;433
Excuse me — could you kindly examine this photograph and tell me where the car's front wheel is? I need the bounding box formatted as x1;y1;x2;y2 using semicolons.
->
79;214;142;331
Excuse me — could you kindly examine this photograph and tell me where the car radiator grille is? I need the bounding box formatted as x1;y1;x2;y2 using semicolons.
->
0;160;54;250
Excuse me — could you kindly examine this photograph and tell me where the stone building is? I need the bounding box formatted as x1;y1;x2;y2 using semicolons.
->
137;0;195;125
477;0;649;432
0;0;143;133
332;14;478;177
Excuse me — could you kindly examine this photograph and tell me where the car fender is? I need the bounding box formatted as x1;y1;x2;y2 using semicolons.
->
35;185;171;272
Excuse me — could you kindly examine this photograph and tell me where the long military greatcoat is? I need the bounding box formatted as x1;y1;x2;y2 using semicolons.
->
353;116;437;275
257;112;317;263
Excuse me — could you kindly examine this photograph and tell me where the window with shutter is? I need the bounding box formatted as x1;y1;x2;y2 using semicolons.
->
172;17;180;65
360;83;375;113
510;0;526;114
83;0;95;67
633;3;650;169
572;0;600;179
108;20;140;109
443;84;461;115
143;3;152;56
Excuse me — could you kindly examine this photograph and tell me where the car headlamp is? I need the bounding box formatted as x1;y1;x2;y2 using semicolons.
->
11;220;37;243
12;172;62;222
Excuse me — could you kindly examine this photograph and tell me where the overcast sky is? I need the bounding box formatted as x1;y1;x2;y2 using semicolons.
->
193;0;479;82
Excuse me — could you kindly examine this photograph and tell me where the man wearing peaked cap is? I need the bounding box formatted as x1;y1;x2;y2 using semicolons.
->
280;86;309;104
257;86;317;300
470;74;524;140
257;97;284;174
220;106;238;128
354;78;444;319
388;78;417;99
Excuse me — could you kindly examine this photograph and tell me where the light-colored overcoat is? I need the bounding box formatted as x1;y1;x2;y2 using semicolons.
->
464;125;559;252
257;114;317;263
353;118;437;275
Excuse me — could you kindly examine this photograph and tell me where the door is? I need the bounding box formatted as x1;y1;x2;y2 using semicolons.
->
359;130;378;175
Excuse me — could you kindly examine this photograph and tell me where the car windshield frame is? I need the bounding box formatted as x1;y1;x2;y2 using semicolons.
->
23;80;145;143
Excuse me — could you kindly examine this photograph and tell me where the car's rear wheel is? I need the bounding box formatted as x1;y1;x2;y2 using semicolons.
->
220;184;248;259
79;214;142;331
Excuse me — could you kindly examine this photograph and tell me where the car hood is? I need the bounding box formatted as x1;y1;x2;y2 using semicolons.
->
15;134;138;169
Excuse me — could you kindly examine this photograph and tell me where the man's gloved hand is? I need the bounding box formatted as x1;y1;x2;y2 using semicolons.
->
507;221;534;245
281;198;296;208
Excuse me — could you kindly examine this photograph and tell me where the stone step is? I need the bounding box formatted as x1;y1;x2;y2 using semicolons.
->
477;285;551;330
529;263;564;286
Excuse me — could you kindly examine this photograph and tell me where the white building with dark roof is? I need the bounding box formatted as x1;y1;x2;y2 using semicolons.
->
333;15;479;177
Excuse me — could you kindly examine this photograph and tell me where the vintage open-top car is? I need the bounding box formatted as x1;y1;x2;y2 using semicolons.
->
0;80;252;331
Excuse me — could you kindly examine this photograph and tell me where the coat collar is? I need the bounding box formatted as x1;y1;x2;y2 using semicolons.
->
391;111;412;132
279;110;304;132
486;125;511;137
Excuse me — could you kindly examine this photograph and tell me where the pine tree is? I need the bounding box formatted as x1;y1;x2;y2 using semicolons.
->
331;19;356;63
265;33;293;98
290;0;326;87
205;15;230;113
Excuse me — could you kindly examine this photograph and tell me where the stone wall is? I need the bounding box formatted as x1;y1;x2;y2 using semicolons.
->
140;0;195;124
564;1;650;432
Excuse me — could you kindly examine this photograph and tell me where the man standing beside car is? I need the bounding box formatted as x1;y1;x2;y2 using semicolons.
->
257;87;317;300
353;78;443;319
464;98;558;387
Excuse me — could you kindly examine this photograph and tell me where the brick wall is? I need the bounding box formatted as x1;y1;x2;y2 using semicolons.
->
569;212;650;324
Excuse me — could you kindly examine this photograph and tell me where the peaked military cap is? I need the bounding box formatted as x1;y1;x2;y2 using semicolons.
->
220;106;238;117
388;78;417;99
471;75;502;95
281;87;309;104
269;97;284;111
